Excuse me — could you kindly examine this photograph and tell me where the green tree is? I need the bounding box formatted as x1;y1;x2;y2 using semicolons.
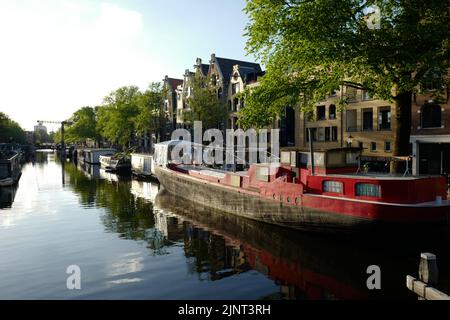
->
241;0;450;172
135;82;166;141
185;73;227;129
65;107;98;144
0;112;27;143
97;86;142;149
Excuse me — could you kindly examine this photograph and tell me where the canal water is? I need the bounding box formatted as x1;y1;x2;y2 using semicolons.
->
1;151;449;300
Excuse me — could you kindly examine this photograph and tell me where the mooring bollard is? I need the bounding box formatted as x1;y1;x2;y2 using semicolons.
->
419;253;439;287
407;253;450;300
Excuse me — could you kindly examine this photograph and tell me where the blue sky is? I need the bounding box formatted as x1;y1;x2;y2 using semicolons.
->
0;0;253;130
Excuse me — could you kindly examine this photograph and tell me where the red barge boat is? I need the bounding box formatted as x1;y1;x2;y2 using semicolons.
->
153;141;450;233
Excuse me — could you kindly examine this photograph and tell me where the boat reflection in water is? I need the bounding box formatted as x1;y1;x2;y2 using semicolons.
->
130;180;160;203
77;162;101;180
152;189;422;300
0;185;18;209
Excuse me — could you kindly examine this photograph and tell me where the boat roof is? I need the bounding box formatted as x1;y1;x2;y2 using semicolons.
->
80;148;116;151
155;140;200;147
316;173;443;181
0;150;19;161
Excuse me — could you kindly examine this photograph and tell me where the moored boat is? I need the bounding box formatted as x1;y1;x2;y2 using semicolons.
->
99;154;131;174
0;151;22;187
77;148;116;165
131;153;154;180
153;140;450;233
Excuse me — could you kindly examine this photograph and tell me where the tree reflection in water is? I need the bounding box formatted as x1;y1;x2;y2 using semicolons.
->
64;160;450;300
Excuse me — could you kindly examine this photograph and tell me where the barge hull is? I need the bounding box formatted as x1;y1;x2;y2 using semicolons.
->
156;167;449;233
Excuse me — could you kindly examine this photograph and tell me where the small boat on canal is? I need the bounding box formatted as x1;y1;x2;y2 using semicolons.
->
99;154;131;174
153;140;450;233
131;153;154;180
0;151;22;187
77;148;116;165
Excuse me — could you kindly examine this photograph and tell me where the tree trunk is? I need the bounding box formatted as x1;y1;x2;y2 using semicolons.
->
391;91;412;174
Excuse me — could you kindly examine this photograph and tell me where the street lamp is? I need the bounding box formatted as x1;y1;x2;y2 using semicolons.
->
347;135;354;147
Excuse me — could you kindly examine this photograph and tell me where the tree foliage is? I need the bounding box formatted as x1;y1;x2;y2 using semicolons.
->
185;73;227;129
241;0;450;159
97;86;142;147
135;82;166;137
65;106;98;144
0;112;27;143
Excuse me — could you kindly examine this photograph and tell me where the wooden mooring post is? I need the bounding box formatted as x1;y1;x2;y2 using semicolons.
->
407;253;450;300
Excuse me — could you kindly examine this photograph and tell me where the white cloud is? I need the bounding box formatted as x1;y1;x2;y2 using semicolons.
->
0;1;165;131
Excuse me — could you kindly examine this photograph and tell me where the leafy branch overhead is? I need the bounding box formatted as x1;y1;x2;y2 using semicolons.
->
240;0;450;165
241;0;450;122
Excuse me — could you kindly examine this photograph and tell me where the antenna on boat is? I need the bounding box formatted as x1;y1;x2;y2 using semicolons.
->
308;128;315;176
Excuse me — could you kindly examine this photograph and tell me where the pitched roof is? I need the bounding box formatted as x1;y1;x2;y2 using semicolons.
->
215;57;262;82
200;64;210;76
165;78;183;90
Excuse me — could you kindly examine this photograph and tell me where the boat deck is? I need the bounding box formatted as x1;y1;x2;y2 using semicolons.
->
179;165;230;179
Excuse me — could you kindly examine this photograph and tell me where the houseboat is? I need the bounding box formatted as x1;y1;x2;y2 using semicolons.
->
77;148;116;165
0;151;22;187
99;154;131;174
153;140;450;233
131;153;154;180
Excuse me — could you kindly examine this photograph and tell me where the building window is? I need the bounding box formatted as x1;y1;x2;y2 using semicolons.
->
379;107;391;130
384;141;391;152
362;109;373;131
356;183;381;198
232;83;240;95
211;75;217;86
346;87;358;101
325;127;331;141
218;88;223;99
421;69;443;92
233;98;239;112
317;105;326;120
359;142;364;149
346;110;358;132
331;127;338;141
329;105;337;119
318;127;325;142
421;104;442;128
228;100;232;112
371;142;377;152
164;100;170;112
362;91;372;101
323;181;344;194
